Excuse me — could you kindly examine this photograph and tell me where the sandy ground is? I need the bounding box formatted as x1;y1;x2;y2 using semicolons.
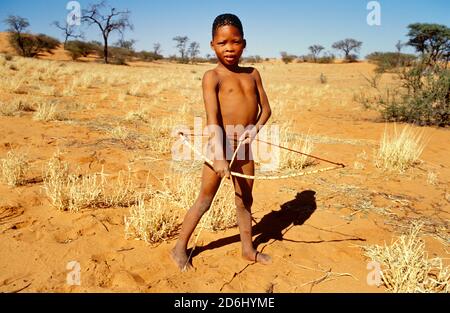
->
0;33;448;293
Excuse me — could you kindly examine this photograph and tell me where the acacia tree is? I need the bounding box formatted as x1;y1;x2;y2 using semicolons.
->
114;38;136;51
81;1;133;63
188;41;200;63
308;44;325;62
153;43;162;55
332;38;363;61
173;36;189;62
3;15;30;56
52;21;83;47
407;23;450;65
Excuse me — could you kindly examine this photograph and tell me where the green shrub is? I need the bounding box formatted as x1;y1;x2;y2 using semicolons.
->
65;40;101;60
9;32;60;57
370;63;449;126
367;52;417;73
280;52;296;64
243;55;263;63
316;53;336;64
136;50;163;62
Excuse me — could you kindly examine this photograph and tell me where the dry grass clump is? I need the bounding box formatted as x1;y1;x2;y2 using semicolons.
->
0;99;35;116
125;108;149;123
102;169;139;208
279;129;315;170
124;195;179;244
147;118;177;153
363;223;449;293
375;125;426;172
110;125;130;141
43;156;102;212
0;150;30;187
162;173;237;231
126;83;147;97
43;154;138;212
33;101;66;121
202;181;237;231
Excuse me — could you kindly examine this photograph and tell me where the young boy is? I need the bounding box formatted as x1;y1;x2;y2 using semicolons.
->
171;13;272;271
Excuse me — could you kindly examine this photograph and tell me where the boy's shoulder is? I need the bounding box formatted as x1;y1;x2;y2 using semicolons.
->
203;66;260;80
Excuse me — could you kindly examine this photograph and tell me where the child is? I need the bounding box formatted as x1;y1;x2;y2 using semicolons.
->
171;13;272;271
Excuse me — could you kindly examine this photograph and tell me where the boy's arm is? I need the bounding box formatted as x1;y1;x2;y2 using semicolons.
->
242;68;272;143
253;68;272;131
202;70;230;178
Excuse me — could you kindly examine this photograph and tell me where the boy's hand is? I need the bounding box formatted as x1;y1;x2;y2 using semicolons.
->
213;159;230;179
239;128;258;145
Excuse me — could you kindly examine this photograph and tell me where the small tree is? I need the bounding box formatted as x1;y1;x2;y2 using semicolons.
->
153;43;162;55
3;15;30;56
173;36;189;63
4;16;59;57
52;21;83;47
82;1;133;64
65;40;101;60
114;38;136;51
407;23;450;65
280;51;295;64
188;41;200;63
308;45;325;62
332;38;363;62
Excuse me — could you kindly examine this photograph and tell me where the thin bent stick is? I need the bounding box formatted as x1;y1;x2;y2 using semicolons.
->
183;138;245;271
178;133;345;180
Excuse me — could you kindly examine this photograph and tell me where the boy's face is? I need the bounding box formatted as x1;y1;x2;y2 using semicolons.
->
211;25;246;67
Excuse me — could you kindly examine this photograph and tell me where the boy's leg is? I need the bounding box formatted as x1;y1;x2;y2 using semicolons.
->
232;158;272;265
171;164;221;271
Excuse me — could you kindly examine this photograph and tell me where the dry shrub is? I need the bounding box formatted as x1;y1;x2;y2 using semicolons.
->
0;150;29;186
147;118;177;153
102;169;138;208
363;223;449;293
110;125;130;141
375;125;426;172
279;129;315;170
33;101;66;121
43;156;102;212
163;173;236;232
43;155;137;212
202;181;237;232
125;109;149;123
163;173;199;210
124;195;179;244
0;99;34;116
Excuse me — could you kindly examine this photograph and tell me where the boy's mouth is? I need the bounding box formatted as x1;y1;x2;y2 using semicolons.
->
224;55;237;62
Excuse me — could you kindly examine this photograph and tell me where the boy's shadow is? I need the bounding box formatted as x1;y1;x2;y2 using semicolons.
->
191;190;317;258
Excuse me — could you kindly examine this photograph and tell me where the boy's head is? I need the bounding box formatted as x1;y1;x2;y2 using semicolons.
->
211;13;246;67
212;14;244;39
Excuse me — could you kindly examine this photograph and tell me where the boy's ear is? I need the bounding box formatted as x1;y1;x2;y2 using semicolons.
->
243;39;247;49
210;40;214;50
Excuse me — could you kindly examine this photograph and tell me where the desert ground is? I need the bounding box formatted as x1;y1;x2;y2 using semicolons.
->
0;33;448;293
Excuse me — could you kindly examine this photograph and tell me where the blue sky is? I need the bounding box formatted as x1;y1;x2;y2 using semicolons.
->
0;0;448;58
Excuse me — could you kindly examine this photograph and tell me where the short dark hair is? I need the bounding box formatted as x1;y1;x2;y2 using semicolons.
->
212;14;244;39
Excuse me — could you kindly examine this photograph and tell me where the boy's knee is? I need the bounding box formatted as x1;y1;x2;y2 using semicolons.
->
196;195;214;214
235;194;253;210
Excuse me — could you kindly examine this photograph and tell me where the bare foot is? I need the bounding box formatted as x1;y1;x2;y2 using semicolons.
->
243;250;272;265
170;247;194;272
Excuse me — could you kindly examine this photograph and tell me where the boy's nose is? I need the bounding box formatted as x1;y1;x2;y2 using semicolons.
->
225;45;234;52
